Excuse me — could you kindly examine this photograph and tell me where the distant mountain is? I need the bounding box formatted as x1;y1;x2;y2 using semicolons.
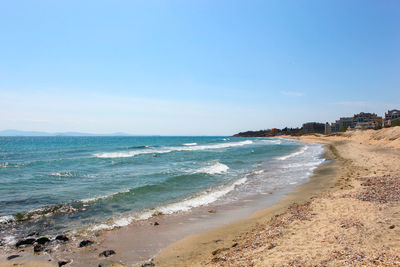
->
0;129;133;136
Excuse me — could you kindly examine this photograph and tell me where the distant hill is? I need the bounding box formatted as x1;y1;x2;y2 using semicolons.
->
233;130;270;137
0;129;132;136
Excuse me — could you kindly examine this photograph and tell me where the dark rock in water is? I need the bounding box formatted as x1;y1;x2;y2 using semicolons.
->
27;231;39;237
34;244;45;252
15;238;35;248
58;260;69;266
154;221;159;226
55;235;69;242
79;240;94;247
7;255;20;260
99;250;116;257
36;236;50;245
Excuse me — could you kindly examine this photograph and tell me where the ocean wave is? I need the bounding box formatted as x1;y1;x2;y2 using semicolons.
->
183;143;197;146
284;158;325;169
89;177;247;231
9;204;79;223
192;162;229;175
276;146;308;160
50;172;73;177
94;140;253;159
261;139;282;145
127;145;150;149
0;162;25;169
80;188;131;203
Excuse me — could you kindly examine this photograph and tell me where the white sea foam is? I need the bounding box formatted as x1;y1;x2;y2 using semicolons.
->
94;140;253;158
262;139;282;145
192;162;229;175
81;188;131;203
2;235;17;246
0;162;9;168
0;162;24;168
89;177;247;231
0;215;15;224
276;146;308;160
183;143;197;146
284;158;325;169
50;172;73;177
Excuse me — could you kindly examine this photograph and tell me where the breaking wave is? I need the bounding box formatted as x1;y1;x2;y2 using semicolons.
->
89;177;247;231
183;143;197;146
94;140;253;159
192;162;229;175
276;146;308;160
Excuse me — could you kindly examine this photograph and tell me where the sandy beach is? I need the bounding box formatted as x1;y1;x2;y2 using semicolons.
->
153;127;400;266
2;127;400;266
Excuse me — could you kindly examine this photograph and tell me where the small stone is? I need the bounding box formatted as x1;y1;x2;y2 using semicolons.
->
79;240;94;248
208;209;217;213
231;242;238;247
15;238;35;248
55;235;69;242
154;222;159;226
389;225;395;229
36;236;50;245
34;244;45;252
141;262;155;267
211;248;229;256
7;255;20;260
268;243;276;250
99;250;116;257
58;260;69;266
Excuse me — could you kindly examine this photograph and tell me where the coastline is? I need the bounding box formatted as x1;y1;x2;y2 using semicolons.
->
0;139;327;267
152;142;339;266
3;127;400;266
152;128;400;266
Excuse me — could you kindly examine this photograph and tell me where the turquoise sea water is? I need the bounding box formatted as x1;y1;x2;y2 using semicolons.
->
0;136;324;244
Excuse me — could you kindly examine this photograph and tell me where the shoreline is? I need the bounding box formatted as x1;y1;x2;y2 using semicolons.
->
154;128;400;266
0;140;327;267
3;127;400;266
152;142;340;266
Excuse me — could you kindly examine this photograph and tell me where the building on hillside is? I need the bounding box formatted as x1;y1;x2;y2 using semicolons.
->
352;112;380;126
332;117;353;132
324;122;331;135
302;122;325;134
331;112;381;132
384;109;400;127
355;121;380;130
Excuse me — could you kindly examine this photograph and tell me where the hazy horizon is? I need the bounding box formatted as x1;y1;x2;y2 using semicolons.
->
1;1;399;135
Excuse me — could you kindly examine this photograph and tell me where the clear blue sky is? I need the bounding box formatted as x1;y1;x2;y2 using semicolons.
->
0;0;399;135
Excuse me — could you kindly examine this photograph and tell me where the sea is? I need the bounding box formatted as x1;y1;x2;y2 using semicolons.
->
0;136;325;246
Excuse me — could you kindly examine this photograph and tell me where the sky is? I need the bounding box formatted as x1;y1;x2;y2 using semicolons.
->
0;0;399;135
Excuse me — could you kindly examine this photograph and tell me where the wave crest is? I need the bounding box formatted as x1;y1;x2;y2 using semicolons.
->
192;162;229;175
276;146;308;160
89;177;247;231
94;140;253;159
